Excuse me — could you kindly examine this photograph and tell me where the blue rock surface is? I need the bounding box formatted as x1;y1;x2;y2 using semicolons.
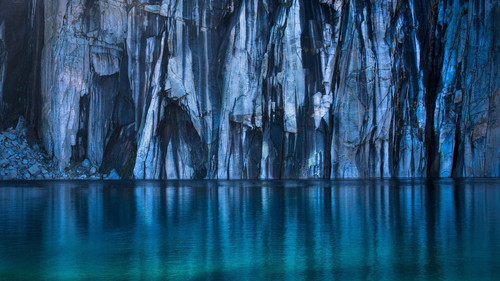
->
0;0;499;179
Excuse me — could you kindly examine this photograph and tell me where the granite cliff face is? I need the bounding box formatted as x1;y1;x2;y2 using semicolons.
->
0;0;499;179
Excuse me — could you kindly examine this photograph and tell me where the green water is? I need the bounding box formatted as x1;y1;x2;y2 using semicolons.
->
0;179;499;280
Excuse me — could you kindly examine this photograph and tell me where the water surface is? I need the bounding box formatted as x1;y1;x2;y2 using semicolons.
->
1;179;499;280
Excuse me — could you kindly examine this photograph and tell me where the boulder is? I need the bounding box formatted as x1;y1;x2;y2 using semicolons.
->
106;169;121;180
28;164;41;176
82;159;91;168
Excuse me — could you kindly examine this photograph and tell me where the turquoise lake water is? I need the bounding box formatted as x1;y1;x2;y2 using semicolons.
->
0;179;499;280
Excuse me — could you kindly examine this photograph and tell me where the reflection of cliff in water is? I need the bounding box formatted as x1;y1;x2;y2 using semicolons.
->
1;180;500;279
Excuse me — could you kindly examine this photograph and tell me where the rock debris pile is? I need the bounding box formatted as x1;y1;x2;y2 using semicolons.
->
0;118;121;180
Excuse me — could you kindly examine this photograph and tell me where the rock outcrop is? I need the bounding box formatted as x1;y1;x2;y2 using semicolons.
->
0;0;499;179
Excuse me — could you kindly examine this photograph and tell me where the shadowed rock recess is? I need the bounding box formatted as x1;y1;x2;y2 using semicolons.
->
0;0;499;179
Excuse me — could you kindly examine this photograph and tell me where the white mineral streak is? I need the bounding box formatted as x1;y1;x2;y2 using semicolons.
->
133;32;166;179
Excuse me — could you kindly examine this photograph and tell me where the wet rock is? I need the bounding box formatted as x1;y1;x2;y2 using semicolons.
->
90;167;97;174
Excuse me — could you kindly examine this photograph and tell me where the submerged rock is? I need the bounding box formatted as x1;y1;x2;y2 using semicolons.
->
0;0;499;179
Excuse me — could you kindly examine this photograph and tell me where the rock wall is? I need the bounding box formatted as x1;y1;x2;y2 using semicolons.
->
0;0;499;178
0;21;5;117
0;0;43;129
